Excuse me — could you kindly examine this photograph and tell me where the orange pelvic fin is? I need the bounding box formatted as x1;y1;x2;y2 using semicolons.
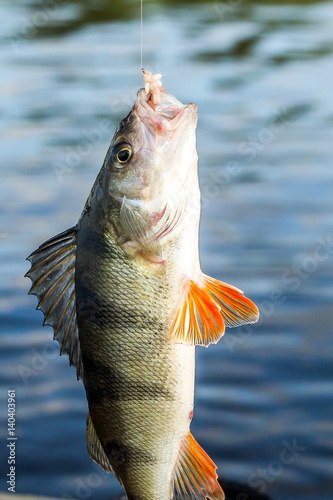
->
173;431;225;500
169;274;259;346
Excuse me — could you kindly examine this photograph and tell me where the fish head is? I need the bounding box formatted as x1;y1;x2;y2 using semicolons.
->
99;89;199;227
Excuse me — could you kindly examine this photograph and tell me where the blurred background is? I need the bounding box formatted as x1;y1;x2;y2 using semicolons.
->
1;0;333;499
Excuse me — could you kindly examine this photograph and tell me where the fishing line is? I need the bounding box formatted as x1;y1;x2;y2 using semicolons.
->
140;0;143;69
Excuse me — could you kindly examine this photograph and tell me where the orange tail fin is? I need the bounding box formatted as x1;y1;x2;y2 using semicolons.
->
173;432;224;500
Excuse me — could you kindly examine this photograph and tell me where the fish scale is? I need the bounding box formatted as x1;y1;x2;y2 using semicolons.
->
26;86;259;500
75;215;193;500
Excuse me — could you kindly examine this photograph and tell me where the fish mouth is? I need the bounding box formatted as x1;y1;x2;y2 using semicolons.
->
134;88;197;134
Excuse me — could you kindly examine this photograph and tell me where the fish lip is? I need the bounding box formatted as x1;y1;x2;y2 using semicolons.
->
134;88;198;131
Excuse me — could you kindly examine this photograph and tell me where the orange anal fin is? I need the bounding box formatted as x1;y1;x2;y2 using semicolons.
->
173;432;225;500
169;275;259;346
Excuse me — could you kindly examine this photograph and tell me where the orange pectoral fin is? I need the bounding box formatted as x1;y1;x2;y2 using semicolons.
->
173;432;225;500
169;275;259;346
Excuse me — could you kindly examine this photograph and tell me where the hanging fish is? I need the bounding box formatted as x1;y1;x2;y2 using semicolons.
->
26;73;259;500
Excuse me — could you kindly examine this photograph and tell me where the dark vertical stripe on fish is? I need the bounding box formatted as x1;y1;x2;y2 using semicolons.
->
105;441;157;467
82;355;174;402
76;284;165;331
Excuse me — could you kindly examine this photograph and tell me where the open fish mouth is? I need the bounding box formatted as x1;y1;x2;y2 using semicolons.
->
134;88;197;134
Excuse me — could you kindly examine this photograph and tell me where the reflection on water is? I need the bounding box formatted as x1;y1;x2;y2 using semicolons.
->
1;1;333;499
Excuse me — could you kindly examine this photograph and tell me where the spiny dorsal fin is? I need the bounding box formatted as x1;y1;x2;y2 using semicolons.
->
86;413;113;473
25;227;83;379
169;274;259;346
173;432;225;500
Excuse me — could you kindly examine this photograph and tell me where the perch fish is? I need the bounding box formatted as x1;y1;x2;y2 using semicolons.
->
26;73;259;500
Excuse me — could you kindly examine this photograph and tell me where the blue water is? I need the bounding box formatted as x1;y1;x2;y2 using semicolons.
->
1;1;333;499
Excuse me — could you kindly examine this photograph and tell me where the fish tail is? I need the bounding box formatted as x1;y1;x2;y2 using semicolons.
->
173;431;225;500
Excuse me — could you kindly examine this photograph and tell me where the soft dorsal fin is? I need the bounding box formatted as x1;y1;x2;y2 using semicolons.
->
173;431;225;500
169;274;259;346
86;413;113;473
25;227;83;379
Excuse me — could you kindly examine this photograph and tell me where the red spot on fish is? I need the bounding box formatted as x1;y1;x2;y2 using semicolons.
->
151;206;167;225
141;114;167;134
189;410;194;420
155;120;165;134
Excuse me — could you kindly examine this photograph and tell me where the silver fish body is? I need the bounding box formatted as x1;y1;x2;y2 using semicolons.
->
26;88;259;500
76;215;195;499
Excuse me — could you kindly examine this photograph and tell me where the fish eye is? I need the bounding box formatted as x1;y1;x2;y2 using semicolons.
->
112;143;132;167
